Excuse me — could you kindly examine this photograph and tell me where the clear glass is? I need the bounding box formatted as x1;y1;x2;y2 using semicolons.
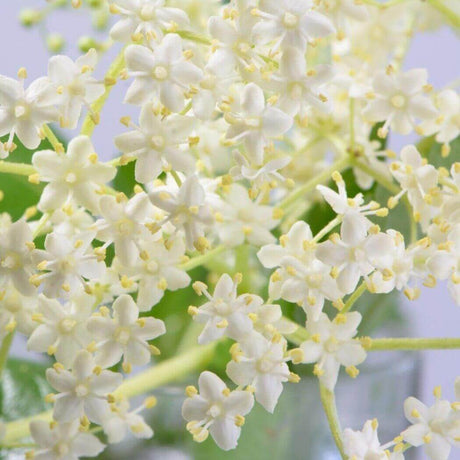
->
102;350;420;460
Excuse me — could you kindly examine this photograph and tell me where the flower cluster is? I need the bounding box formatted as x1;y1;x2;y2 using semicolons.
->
0;0;458;458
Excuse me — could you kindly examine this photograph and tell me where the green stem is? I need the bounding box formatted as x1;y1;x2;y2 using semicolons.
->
0;332;14;379
367;337;460;351
280;157;349;210
0;161;36;176
176;30;212;45
341;281;367;314
80;48;126;137
41;124;62;152
427;0;460;28
319;384;347;460
312;216;342;243
3;342;217;444
180;245;227;271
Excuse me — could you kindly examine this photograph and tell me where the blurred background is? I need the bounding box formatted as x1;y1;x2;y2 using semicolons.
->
0;1;458;459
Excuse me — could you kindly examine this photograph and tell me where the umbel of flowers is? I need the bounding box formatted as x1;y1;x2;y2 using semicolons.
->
0;0;458;459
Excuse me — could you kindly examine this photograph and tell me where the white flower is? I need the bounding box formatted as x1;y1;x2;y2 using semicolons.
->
0;285;36;340
34;231;104;298
299;312;367;390
401;393;460;460
30;419;105;460
363;68;438;136
0;219;37;296
257;221;342;320
48;49;105;129
390;145;438;229
226;334;291;412
49;205;95;237
274;47;334;117
319;0;369;32
88;294;165;369
109;0;189;43
148;175;214;251
33;135;117;213
102;398;154;444
225;83;293;165
116;235;190;310
94;192;154;266
316;225;394;295
207;12;259;76
124;34;203;111
252;0;335;52
182;371;254;450
27;293;93;368
191;273;257;344
46;350;123;423
114;105;196;183
343;419;404;460
0;73;59;149
419;89;460;145
216;183;278;247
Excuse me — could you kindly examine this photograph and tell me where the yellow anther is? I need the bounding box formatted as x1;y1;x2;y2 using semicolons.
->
235;415;245;427
192;281;207;296
149;344;161;355
44;393;55;403
289;348;304;364
331;171;343;183
360;336;372;349
157;278;168;290
312;334;321;343
375;207;388;217
37;260;48;271
423;434;432;444
332;299;345;311
346;366;359;378
194;236;210;253
144;396;157;408
47;345;57;356
216;319;229;329
61;283;71;293
288;372;300;383
313;364;324;377
371;418;378;430
120;275;134;289
411;409;420;418
74;239;84;249
433;386;442;399
93;366;102;375
279;234;289;247
188;306;199;316
334;313;347;324
122;362;132;373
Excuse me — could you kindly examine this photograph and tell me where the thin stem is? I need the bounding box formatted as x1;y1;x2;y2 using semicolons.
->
80;48;126;137
367;337;460;351
41;124;62;152
0;332;14;379
341;281;367;314
319;384;347;460
106;155;136;167
176;30;212;45
427;0;460;28
3;342;217;444
32;213;51;239
313;216;342;243
0;161;36;176
285;318;310;344
170;170;183;187
280;157;349;210
180;245;227;271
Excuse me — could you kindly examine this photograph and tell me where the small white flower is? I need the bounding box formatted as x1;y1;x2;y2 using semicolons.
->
94;192;154;266
50;205;95;237
48;49;105;129
363;68;438;136
258;221;342;320
114;105;196;183
27;293;93;368
88;294;165;369
252;0;335;52
182;371;254;450
401;392;460;460
124;34;203;112
116;235;190;310
0;219;37;296
148;175;214;251
419;89;460;145
33;135;116;213
216;183;279;247
30;419;105;460
225;83;293;165
191;273;257;344
318;0;369;33
343;419;404;460
299;312;367;390
34;231;104;298
46;350;123;424
0;73;59;149
274;47;334;117
226;333;291;412
102;398;153;444
109;0;189;43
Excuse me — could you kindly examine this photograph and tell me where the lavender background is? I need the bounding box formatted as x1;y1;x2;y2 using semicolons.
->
1;0;459;413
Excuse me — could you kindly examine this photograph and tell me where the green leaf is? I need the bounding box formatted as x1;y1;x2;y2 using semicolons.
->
0;358;51;422
112;160;138;196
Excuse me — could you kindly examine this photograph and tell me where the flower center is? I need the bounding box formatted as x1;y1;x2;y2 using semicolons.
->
390;94;406;109
145;260;158;274
282;12;299;28
306;273;323;288
289;83;303;100
116;219;134;235
1;252;21;270
65;172;77;183
201;74;217;90
14;102;30;119
256;357;273;374
115;327;131;345
207;403;222;418
150;135;165;149
153;66;169;81
59;256;76;272
75;383;89;397
245;117;261;129
324;336;339;353
68;80;85;97
54;442;70;456
59;318;77;334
